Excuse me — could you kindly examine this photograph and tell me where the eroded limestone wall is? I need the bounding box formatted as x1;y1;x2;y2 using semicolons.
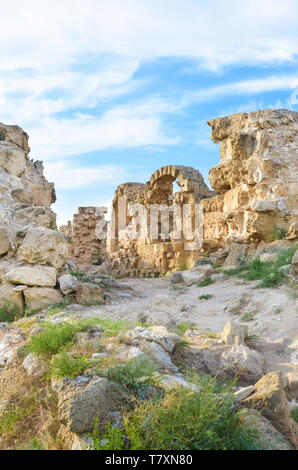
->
64;207;108;265
203;109;298;249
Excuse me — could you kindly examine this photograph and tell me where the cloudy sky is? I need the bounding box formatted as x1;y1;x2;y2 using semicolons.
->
1;0;298;225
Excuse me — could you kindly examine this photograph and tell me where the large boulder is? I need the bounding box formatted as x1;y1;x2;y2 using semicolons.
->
6;266;57;287
17;227;68;269
125;326;179;354
55;376;129;434
24;287;63;311
220;345;265;382
243;372;298;448
0;229;11;256
75;283;104;305
0;284;24;311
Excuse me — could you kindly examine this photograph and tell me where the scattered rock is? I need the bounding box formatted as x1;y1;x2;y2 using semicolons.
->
0;333;25;367
220;345;265;382
75;283;104;305
222;321;248;346
58;274;79;295
22;353;48;378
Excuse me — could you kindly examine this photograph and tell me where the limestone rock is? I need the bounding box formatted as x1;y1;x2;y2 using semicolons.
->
17;227;68;269
56;376;129;434
0;284;24;311
24;287;63;311
126;326;179;353
6;266;57;287
222;321;248;346
182;266;213;286
220;345;265;381
58;274;78;295
22;353;48;378
140;341;177;371
206;109;298;246
75;282;104;305
285;371;298;400
0;143;26;177
0;229;11;256
0;333;25;367
243;372;298;447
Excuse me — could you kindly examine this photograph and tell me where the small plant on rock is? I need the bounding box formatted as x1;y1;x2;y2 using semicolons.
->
51;352;91;379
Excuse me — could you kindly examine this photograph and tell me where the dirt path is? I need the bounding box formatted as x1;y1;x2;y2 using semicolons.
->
62;276;298;380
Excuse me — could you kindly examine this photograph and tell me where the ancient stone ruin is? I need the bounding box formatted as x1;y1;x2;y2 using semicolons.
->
61;207;108;265
63;109;298;277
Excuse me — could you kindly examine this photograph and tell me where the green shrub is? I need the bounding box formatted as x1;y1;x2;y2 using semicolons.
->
0;303;23;323
197;278;215;287
51;352;91;379
175;322;197;336
224;245;298;288
199;294;213;300
101;356;157;396
90;377;261;450
27;322;82;356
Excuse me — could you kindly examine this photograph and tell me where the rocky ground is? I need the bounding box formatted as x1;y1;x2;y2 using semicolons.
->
0;251;297;450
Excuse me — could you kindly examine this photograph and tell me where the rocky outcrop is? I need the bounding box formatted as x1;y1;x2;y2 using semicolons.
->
204;109;298;248
243;372;298;447
0;123;69;312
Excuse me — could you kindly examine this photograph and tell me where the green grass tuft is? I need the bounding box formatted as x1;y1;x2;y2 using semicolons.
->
0;303;23;323
51;352;91;379
197;278;215;287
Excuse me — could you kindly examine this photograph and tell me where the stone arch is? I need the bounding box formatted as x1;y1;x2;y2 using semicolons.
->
146;165;215;206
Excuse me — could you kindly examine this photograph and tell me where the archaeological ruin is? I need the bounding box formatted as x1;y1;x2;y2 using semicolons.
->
62;109;298;276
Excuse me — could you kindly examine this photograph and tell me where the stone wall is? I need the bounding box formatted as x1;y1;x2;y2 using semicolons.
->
63;207;108;264
105;166;216;276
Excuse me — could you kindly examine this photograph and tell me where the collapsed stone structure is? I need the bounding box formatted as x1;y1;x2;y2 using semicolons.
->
61;207;107;264
105;166;216;276
64;109;298;276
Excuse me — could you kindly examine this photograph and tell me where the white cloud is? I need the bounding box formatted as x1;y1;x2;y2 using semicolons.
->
44;160;127;190
0;1;297;69
28;106;180;160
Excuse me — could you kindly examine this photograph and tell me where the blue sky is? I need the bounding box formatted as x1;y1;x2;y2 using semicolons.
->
0;0;298;225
